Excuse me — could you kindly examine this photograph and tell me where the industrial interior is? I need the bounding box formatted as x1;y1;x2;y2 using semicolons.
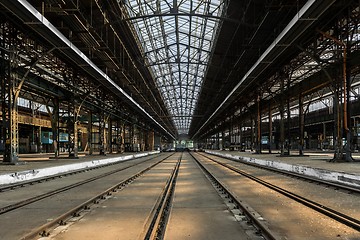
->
0;1;359;239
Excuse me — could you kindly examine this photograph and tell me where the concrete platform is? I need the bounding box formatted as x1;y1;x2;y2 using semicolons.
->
0;151;159;185
205;150;360;188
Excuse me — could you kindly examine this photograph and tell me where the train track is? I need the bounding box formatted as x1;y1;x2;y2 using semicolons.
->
195;152;360;232
3;151;357;239
0;153;174;240
189;152;277;240
20;152;181;240
32;151;263;240
142;152;182;240
200;152;360;193
0;154;160;192
0;154;169;216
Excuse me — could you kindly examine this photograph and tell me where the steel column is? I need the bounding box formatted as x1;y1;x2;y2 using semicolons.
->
50;98;59;158
268;103;272;154
1;23;19;163
299;94;305;156
279;78;285;156
87;111;93;155
256;96;262;154
99;112;106;155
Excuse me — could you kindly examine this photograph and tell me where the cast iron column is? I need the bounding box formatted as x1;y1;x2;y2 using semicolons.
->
87;111;93;155
299;94;305;156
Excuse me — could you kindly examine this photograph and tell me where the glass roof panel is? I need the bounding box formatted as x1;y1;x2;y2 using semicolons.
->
124;0;227;135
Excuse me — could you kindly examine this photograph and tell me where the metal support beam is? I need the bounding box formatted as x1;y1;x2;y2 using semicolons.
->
256;96;262;154
73;107;79;158
68;103;78;158
268;103;272;154
333;92;342;161
87;111;93;155
99;111;106;155
1;23;19;164
108;118;112;154
279;78;285;156
49;98;59;158
286;78;291;156
251;117;255;152
299;94;305;156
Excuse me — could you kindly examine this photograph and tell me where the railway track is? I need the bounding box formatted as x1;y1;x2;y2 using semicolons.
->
21;154;175;240
200;152;360;193
0;154;169;216
193;152;360;237
0;154;160;192
0;153;174;240
142;152;182;240
30;152;260;240
3;151;358;239
189;152;277;240
28;152;183;240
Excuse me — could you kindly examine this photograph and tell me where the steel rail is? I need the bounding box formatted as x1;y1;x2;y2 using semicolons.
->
189;152;277;240
20;153;175;240
198;153;360;231
143;153;182;240
0;154;171;215
0;155;157;193
199;152;360;193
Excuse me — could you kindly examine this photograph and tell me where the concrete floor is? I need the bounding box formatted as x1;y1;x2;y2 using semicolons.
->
164;155;250;240
0;151;359;239
196;152;360;240
48;153;252;240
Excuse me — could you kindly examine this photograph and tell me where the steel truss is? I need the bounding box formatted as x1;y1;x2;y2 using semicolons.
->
0;16;160;161
200;3;360;161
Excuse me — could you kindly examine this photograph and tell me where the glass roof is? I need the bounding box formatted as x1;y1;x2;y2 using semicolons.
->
123;0;226;135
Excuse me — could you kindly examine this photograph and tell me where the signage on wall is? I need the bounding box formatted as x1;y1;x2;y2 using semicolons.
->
41;132;53;144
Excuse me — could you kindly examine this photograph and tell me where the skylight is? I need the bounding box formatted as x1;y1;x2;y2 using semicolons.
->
123;0;227;135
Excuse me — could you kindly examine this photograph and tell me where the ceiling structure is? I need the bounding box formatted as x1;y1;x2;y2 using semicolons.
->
121;0;228;135
0;0;359;142
192;0;360;139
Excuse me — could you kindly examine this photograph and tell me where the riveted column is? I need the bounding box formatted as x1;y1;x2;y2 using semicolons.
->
279;78;285;156
99;111;105;155
115;120;120;153
299;94;305;156
215;132;219;150
148;130;154;151
333;93;342;160
1;24;19;163
51;98;59;158
68;103;78;158
73;105;78;158
250;116;255;151
144;128;149;151
87;111;93;155
268;103;272;154
256;96;262;154
286;78;291;155
108;118;113;154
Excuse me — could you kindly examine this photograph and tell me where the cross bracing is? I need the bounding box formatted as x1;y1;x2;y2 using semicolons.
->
122;0;228;134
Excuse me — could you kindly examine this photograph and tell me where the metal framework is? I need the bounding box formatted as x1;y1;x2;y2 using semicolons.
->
200;2;360;161
121;0;228;135
1;0;360;161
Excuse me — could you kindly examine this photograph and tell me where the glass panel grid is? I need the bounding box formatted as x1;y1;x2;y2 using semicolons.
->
124;0;225;134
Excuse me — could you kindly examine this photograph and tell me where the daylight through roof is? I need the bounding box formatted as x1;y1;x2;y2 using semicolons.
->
123;0;227;135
